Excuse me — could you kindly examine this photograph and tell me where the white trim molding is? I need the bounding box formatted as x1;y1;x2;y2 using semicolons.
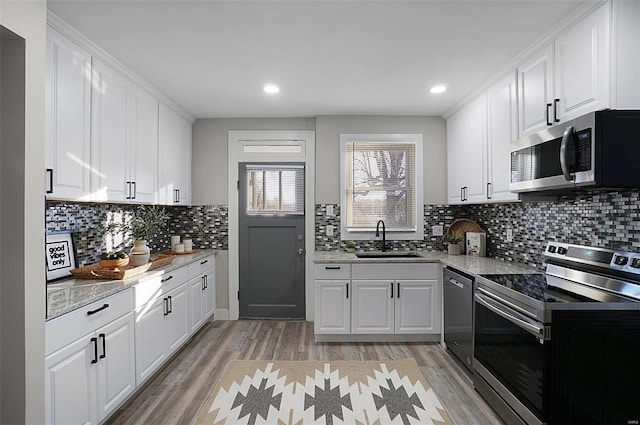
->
228;131;316;321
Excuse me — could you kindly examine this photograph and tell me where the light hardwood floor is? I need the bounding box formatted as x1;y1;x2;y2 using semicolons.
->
106;320;503;425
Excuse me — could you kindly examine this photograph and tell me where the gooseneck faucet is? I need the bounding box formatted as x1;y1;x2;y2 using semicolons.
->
376;219;387;252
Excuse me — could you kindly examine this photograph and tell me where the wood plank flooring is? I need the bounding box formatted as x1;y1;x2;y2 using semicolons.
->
106;320;503;425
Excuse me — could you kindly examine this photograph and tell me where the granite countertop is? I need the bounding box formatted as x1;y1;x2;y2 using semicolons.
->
46;249;217;320
314;250;539;276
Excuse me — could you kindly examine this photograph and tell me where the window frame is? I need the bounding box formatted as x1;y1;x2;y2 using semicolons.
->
340;134;424;241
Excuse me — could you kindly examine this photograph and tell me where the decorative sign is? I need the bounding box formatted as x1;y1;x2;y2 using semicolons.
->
46;232;77;282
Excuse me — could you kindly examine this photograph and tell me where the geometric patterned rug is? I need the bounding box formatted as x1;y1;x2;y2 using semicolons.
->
195;359;453;425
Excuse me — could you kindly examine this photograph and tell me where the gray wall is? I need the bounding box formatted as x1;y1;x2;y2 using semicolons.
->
315;115;447;204
192;117;317;205
0;1;47;423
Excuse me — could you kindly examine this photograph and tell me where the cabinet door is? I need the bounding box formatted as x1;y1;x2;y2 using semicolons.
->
203;270;216;319
188;275;205;333
351;280;394;334
518;44;554;137
486;72;520;202
166;284;190;354
134;296;167;385
91;58;130;202
157;104;180;205
128;86;158;204
462;94;488;203
446;109;464;204
96;312;136;422
45;27;92;200
45;334;97;425
395;280;440;334
554;3;610;122
177;116;192;205
314;280;351;334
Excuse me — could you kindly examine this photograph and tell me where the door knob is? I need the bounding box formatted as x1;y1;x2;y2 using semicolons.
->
297;248;304;255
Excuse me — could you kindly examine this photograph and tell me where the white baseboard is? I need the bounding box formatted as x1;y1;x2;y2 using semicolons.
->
214;308;229;320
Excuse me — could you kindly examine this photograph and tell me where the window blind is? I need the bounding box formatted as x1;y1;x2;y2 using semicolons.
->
345;140;417;231
245;165;304;215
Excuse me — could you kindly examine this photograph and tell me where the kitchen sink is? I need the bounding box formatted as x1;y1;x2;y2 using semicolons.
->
355;251;422;258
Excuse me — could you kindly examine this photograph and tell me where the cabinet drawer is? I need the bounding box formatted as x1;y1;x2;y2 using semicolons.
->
188;255;215;279
315;263;351;280
45;288;133;356
352;263;439;280
134;266;188;308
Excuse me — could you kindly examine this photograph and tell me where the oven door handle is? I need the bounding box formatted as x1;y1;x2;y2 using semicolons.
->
476;286;533;318
475;292;544;338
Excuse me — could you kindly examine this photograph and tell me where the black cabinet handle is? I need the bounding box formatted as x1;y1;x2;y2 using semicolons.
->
487;182;492;199
391;282;394;298
87;304;109;316
200;260;209;265
460;187;464;202
201;276;206;291
161;275;173;283
554;98;560;123
168;295;173;314
205;275;208;289
46;168;54;194
99;333;106;359
91;337;98;364
546;103;552;126
126;181;131;199
325;266;341;270
177;189;180;203
397;282;400;298
163;297;169;316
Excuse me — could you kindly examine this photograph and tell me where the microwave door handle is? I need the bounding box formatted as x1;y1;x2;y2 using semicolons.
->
475;292;544;338
560;125;575;182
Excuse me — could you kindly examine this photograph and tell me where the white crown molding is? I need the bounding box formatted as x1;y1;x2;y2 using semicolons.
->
47;10;196;123
442;0;609;119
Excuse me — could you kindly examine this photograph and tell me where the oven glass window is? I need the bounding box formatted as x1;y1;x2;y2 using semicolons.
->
511;136;563;183
474;301;545;420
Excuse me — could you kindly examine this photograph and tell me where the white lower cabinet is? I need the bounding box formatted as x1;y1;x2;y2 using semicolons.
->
45;291;135;425
134;275;190;386
188;255;216;333
315;262;441;338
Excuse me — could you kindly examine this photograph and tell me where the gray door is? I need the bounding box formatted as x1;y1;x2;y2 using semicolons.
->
238;163;305;318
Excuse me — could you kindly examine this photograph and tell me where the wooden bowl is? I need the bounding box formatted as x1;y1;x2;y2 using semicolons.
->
99;256;129;270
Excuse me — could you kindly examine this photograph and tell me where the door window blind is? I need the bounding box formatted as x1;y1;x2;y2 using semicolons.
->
246;165;304;215
345;141;417;231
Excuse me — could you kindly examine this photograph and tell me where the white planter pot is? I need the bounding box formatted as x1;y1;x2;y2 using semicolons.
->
447;243;461;255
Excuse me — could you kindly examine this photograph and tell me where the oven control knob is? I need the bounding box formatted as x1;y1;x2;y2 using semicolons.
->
631;258;640;268
547;246;557;253
556;247;568;255
614;255;628;266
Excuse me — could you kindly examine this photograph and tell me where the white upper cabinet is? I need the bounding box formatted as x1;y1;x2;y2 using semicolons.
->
128;86;159;204
91;59;160;203
486;72;519;202
518;3;610;137
45;27;92;200
446;94;488;204
91;58;131;202
158;104;191;205
517;45;554;136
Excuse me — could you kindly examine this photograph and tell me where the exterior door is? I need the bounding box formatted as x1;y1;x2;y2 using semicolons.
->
239;163;305;318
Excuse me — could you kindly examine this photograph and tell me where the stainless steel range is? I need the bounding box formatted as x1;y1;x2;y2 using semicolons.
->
473;242;640;425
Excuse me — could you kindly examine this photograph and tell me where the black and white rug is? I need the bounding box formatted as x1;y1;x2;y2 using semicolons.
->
196;359;452;425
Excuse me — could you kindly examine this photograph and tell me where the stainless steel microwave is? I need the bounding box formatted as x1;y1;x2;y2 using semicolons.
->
510;110;640;193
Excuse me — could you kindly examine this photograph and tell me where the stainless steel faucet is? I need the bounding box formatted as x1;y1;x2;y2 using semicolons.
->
376;219;387;252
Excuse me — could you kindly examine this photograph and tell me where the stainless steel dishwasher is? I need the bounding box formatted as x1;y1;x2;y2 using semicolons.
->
443;266;474;372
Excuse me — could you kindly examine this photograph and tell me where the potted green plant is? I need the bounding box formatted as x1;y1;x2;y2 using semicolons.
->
444;231;463;255
106;206;170;266
345;241;357;253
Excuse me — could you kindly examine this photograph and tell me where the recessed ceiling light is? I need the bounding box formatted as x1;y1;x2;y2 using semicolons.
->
430;85;447;94
264;84;280;94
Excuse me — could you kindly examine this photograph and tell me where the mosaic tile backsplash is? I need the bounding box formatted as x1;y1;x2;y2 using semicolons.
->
46;202;228;267
47;188;640;271
316;189;640;271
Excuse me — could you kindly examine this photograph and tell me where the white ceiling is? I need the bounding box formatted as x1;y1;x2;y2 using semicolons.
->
47;1;591;119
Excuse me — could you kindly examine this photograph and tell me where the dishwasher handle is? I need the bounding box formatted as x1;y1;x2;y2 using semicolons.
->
443;267;473;288
448;278;465;289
